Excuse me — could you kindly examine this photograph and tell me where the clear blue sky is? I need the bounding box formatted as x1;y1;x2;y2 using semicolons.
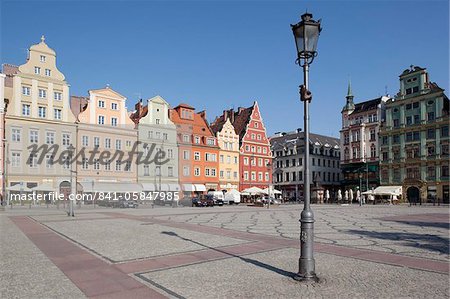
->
1;0;448;138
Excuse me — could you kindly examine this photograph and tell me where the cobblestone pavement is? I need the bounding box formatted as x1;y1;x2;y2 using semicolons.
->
154;205;450;261
1;203;449;298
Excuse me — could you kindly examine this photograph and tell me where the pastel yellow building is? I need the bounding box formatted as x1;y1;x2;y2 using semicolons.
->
2;36;77;197
72;86;139;193
211;112;240;191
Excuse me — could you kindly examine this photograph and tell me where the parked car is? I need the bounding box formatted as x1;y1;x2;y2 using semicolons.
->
207;191;224;206
179;196;193;207
118;200;138;208
192;195;214;207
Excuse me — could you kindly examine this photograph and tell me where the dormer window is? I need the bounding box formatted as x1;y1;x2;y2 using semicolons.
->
40;55;46;62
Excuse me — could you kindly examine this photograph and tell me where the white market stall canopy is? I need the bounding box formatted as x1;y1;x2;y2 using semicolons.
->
79;182;142;193
242;187;265;195
31;183;56;192
362;186;402;196
7;184;32;192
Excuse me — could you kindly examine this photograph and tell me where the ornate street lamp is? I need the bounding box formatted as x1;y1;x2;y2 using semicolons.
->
291;12;322;282
67;144;76;217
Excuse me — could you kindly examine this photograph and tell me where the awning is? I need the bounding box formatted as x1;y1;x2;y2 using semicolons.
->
362;186;402;196
168;184;181;191
242;186;265;195
194;184;206;192
141;183;156;191
158;184;170;191
32;183;56;192
79;182;142;193
182;184;195;192
7;184;32;192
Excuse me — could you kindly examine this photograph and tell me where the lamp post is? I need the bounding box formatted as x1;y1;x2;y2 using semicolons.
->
291;12;321;282
67;144;75;217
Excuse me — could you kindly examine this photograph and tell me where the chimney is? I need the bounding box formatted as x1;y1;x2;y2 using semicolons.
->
199;110;206;120
238;107;245;114
229;109;235;123
223;110;228;120
296;128;302;133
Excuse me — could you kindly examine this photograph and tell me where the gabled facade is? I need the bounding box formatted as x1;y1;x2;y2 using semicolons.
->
2;36;77;196
131;96;179;192
169;103;220;195
340;81;389;193
210;112;240;192
72;86;138;191
379;66;449;204
0;73;6;202
213;102;272;191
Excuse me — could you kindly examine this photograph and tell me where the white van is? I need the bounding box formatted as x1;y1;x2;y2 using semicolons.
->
207;191;224;206
224;189;241;205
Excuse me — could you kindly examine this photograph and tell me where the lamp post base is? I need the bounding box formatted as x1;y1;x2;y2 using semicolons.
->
293;272;319;282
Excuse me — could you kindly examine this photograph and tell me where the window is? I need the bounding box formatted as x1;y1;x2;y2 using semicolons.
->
155;119;160;124
392;135;400;144
38;89;47;98
104;160;111;171
155;132;161;139
125;161;131;172
30;130;39;143
98;115;105;125
194;167;200;176
111;103;118;110
244;157;249;165
105;138;111;149
427;166;435;178
183;150;190;160
370;129;376;141
194;152;200;161
46;155;53;168
255;122;259;128
344;133;349;144
442;165;450;177
94;137;100;148
370;145;376;158
115;160;122;171
54;109;62;120
40;55;46;62
54;92;62;101
413;114;420;124
144;165;149;176
82;136;89;147
38;107;46;118
168;149;174;159
205;153;216;162
441;126;449;138
46;132;55;144
11;152;21;167
22;104;30;116
93;159;100;170
183;166;190;176
382;151;388;161
98;100;105;108
62;133;70;147
427;112;435;122
406;116;412;126
45;69;51;76
22;86;31;96
251;172;256;181
258;172;263;181
115;139;121;150
413;102;419;109
163;133;168;140
34;67;41;74
111;117;118;127
244;171;249;180
183;135;190;143
393;119;400;128
207;138;215;146
427;129;435;139
168;167;174;177
194;136;200;144
441;144;449;156
28;153;38;168
227;156;231;164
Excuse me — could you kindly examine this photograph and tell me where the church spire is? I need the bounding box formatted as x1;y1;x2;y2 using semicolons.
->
342;79;355;112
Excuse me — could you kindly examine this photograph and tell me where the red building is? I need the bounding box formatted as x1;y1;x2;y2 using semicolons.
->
212;101;272;191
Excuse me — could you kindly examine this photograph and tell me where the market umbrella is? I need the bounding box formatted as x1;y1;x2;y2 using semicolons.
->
349;189;354;203
344;190;349;202
325;190;330;203
337;190;342;202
